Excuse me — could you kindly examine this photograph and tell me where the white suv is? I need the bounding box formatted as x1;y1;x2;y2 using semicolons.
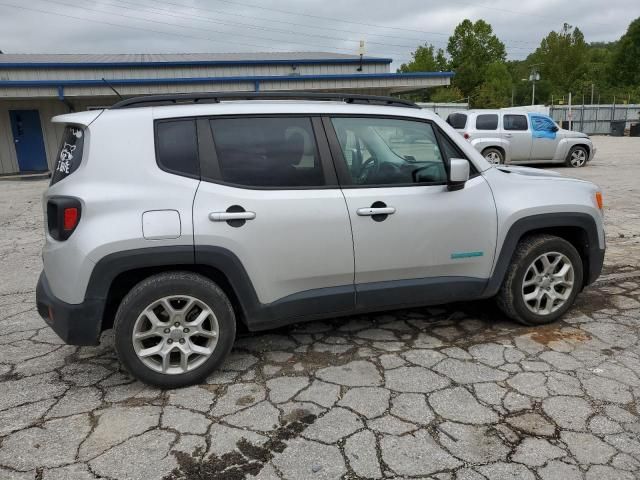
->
36;93;605;388
447;110;596;167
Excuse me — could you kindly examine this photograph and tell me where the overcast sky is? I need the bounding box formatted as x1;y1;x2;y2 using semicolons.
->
0;0;638;67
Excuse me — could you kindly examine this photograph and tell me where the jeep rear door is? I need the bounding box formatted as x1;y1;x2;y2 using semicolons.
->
324;115;497;310
192;116;355;321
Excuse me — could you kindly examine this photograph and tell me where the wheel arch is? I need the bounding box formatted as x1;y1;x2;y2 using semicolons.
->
484;213;604;298
87;246;257;334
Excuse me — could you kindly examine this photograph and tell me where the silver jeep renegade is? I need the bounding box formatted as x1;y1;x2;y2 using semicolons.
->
36;92;605;388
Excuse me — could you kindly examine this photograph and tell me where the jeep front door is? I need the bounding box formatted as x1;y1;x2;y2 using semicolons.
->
325;116;497;310
192;116;355;322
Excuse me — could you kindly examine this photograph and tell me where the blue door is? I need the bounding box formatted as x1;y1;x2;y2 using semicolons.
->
9;110;48;172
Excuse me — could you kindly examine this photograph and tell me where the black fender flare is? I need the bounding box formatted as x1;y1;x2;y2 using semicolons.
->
483;212;604;297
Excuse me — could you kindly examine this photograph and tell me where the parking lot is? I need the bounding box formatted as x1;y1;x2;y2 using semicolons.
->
0;136;639;480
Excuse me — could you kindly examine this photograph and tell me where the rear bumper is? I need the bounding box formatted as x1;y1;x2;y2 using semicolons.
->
36;271;103;346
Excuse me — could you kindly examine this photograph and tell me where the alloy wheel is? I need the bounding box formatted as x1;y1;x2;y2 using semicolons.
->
485;151;502;164
570;149;587;167
132;295;219;374
522;252;575;315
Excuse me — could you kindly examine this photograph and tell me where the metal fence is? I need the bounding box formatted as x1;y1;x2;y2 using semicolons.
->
550;104;640;134
417;102;469;118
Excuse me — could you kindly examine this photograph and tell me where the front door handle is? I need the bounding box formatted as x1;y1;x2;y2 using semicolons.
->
357;207;396;216
209;211;256;221
504;133;513;138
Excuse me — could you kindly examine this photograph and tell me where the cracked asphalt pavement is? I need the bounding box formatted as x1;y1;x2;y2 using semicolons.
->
1;136;639;480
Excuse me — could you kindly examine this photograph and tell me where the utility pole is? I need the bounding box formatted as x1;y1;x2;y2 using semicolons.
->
528;65;542;106
591;83;594;105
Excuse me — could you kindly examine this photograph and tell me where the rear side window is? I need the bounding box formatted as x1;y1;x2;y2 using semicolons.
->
475;114;498;130
504;114;528;131
155;120;200;178
446;113;467;129
51;126;84;185
209;117;324;188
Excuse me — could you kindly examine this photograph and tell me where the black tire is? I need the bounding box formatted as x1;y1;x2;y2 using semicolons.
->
565;145;588;168
496;234;583;326
114;271;236;388
482;147;504;165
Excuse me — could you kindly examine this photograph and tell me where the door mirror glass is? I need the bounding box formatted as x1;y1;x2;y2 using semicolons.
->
448;158;469;191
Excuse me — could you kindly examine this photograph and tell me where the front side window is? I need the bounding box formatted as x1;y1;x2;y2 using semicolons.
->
155;120;199;177
209;117;323;188
475;114;498;130
330;117;449;186
531;115;556;132
503;114;528;131
51;125;84;185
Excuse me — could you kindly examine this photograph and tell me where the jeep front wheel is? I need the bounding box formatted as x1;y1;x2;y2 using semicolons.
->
114;272;236;388
496;234;583;326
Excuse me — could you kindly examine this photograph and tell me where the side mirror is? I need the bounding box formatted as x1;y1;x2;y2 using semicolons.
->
448;158;470;191
551;125;559;132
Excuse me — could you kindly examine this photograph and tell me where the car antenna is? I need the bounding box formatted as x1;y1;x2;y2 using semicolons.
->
102;78;123;100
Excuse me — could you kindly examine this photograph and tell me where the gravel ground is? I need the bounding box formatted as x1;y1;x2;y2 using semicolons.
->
0;136;639;480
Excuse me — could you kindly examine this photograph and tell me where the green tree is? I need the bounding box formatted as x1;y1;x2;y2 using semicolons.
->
430;86;464;103
446;19;507;96
610;17;640;86
527;23;589;100
399;44;448;73
473;62;512;108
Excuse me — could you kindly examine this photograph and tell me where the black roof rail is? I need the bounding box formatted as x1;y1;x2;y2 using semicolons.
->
110;91;419;109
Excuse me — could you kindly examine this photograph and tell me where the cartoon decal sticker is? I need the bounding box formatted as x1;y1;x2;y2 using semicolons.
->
70;127;83;139
529;114;557;140
57;143;76;174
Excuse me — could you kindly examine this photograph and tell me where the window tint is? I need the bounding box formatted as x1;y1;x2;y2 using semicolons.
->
503;114;528;131
51;126;84;185
156;120;199;177
330;117;448;186
209;117;324;188
446;113;467;129
475;114;498;130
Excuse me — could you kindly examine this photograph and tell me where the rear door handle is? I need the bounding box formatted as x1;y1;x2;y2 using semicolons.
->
357;207;396;216
504;133;513;138
209;211;256;221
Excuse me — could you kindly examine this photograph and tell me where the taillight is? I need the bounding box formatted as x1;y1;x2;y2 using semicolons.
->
63;207;79;231
47;197;82;241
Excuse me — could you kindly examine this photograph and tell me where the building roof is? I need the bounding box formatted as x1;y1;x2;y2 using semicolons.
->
0;52;392;67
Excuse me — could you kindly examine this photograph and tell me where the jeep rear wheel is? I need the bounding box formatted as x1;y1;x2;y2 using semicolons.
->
114;272;235;388
566;146;588;167
483;147;504;165
496;234;583;326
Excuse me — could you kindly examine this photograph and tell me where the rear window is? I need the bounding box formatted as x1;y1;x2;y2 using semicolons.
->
504;114;528;131
475;114;499;130
51;126;84;185
155;120;200;178
446;113;467;129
